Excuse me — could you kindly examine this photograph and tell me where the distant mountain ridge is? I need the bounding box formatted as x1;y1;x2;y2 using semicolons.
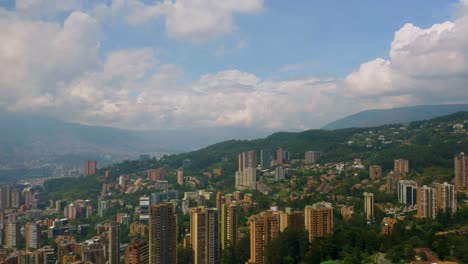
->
0;112;272;168
322;104;468;130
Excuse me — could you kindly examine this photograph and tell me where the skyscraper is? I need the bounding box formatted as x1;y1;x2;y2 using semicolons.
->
26;222;41;249
148;168;167;181
305;151;321;164
394;159;409;176
435;182;457;214
248;211;280;264
108;221;120;264
454;152;467;190
191;207;220;264
276;148;284;165
305;202;333;241
84;160;97;176
149;203;177;264
363;192;374;223
369;165;382;180
235;150;257;190
221;202;239;250
417;185;437;219
398;180;418;206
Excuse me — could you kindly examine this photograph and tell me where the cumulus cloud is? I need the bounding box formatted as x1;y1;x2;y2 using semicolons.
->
128;0;264;42
1;0;468;131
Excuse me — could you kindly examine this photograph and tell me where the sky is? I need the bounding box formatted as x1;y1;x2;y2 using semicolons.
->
0;0;467;131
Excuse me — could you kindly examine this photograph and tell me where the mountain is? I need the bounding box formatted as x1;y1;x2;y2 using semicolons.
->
0;113;272;169
322;104;468;130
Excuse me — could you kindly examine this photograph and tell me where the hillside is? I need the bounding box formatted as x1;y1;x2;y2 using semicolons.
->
105;112;468;182
322;104;468;130
0;113;272;171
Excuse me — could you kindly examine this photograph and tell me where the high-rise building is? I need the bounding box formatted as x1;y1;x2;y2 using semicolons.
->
155;180;169;193
394;159;409;176
363;192;374;223
235;151;257;190
98;197;109;217
221;202;239;250
190;207;220;264
216;191;222;209
125;239;149;264
454;152;467;190
304;202;333;241
260;150;270;169
369;165;382;180
177;170;184;185
0;185;12;209
148;168;167;181
84;160;97;176
139;196;150;223
435;182;457;214
276;148;284;165
417;185;437;219
398;180;418;206
26;222;41;249
274;166;285;182
108;221;120;264
305;151;321;164
386;171;402;194
149;203;177;264
248;211;280;264
280;208;304;232
5;222;21;248
11;189;21;209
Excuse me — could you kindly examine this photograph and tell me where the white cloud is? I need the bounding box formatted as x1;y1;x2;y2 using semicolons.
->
128;0;264;42
1;0;468;131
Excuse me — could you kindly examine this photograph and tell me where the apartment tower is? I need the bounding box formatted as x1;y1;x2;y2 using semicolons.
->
304;202;333;241
394;159;409;176
108;221;120;264
363;192;374;223
25;222;41;249
417;185;437;219
149;203;177;264
125;239;149;264
436;182;457;214
190;207;220;264
369;165;382;180
221;202;239;250
84;160;97;176
454;152;467;190
248;211;280;264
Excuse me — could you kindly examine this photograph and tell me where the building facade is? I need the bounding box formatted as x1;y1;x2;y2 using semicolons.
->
84;160;97;176
304;202;333;241
454;152;467;190
363;192;374;223
190;207;220;264
417;185;437;219
248;211;280;264
148;203;177;264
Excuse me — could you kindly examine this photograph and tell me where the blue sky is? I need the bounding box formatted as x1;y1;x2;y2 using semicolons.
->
91;0;458;80
0;0;467;131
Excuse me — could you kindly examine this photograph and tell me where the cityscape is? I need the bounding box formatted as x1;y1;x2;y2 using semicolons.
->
1;0;468;264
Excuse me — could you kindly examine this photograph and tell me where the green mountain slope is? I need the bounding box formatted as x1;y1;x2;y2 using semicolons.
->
322;104;468;130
